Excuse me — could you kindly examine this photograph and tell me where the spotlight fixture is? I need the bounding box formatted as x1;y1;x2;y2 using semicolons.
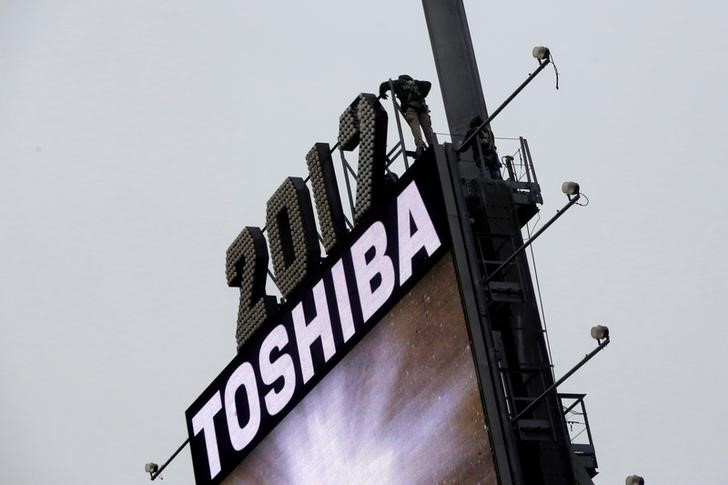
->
590;325;609;341
626;475;645;485
561;181;580;196
532;45;551;61
145;463;159;474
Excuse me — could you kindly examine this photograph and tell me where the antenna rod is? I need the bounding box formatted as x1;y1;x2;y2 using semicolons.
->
511;336;610;423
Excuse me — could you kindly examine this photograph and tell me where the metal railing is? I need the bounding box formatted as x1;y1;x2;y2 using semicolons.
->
497;137;542;203
501;137;538;184
438;129;543;204
559;393;598;467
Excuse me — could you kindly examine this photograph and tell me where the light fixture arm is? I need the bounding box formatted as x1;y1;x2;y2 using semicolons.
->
510;336;610;423
457;58;551;153
149;437;190;481
483;193;581;286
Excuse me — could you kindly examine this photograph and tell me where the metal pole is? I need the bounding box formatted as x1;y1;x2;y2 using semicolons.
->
484;193;581;285
511;338;610;423
561;394;585;416
422;0;490;141
458;59;551;152
522;137;540;187
388;79;410;169
150;438;190;481
519;137;533;184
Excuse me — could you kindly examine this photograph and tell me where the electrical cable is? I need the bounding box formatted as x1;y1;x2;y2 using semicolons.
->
550;52;560;90
575;192;590;206
525;214;555;377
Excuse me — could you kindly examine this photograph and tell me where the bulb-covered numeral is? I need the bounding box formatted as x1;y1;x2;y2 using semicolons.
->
266;177;320;299
337;94;388;223
306;143;346;253
226;227;278;349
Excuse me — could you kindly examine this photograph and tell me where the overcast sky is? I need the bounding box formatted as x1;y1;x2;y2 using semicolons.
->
2;1;727;484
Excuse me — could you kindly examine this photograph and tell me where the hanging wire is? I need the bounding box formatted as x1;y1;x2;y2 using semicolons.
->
550;52;560;90
525;212;555;376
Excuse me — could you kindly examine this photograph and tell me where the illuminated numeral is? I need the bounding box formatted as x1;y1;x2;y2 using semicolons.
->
306;143;346;253
337;94;388;223
266;177;320;298
226;227;278;349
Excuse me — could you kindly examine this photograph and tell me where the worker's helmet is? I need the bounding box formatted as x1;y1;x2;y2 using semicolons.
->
398;74;414;81
470;116;484;128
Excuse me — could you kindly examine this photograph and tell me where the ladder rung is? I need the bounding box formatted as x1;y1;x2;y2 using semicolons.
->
487;281;522;293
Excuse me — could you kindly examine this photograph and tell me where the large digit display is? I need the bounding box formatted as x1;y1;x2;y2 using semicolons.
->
265;176;321;299
306;143;346;253
225;227;278;349
337;94;388;223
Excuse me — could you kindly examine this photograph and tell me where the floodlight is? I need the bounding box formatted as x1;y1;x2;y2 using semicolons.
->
626;475;645;485
532;46;550;61
590;325;609;341
145;463;159;474
561;181;580;196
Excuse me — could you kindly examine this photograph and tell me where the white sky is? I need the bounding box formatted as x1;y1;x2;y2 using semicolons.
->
1;1;727;484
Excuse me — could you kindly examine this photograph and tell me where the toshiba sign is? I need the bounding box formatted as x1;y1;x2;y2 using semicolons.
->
185;95;453;484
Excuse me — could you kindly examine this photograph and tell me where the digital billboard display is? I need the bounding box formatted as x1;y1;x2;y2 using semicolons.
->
221;252;497;484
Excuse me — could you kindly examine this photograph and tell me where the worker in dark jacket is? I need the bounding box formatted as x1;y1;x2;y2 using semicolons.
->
379;75;434;154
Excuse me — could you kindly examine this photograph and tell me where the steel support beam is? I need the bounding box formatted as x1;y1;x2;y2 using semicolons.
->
422;0;489;143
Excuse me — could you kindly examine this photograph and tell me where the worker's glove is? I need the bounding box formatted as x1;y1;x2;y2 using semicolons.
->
378;93;388;100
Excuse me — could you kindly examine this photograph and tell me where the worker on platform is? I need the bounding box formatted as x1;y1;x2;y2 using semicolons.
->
378;75;434;155
464;115;502;179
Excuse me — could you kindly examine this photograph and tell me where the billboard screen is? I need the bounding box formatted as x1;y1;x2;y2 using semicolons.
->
222;251;497;484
